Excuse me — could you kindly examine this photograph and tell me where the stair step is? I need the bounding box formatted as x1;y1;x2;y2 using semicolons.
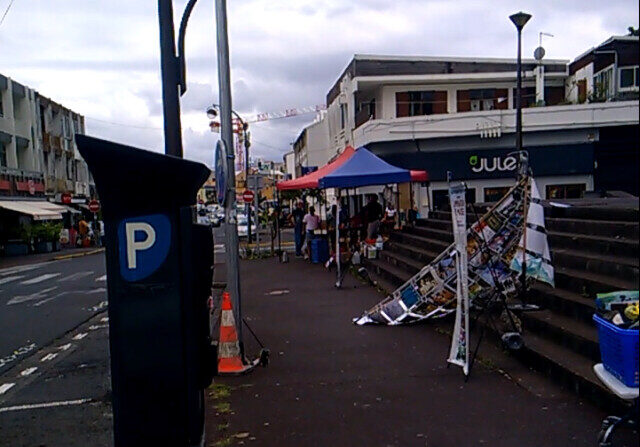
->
555;265;638;297
362;258;412;288
379;250;423;275
386;241;440;265
516;331;626;413
552;248;639;283
529;282;596;323
548;230;638;258
546;217;639;239
521;309;600;363
389;232;450;253
403;225;452;242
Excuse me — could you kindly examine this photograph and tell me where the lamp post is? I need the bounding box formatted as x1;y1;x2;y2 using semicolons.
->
208;105;252;243
509;11;531;154
510;11;531;305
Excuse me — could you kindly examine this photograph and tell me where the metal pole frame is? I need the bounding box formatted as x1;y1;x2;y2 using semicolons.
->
214;0;244;353
157;0;183;157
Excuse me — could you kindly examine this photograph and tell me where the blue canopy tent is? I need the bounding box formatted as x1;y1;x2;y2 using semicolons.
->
317;147;415;287
318;146;411;188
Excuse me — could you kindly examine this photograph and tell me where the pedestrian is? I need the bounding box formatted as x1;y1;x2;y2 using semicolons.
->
302;205;321;260
363;195;383;240
289;201;305;258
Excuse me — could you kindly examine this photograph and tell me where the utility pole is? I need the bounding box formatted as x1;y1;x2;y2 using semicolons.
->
215;0;243;350
157;0;183;158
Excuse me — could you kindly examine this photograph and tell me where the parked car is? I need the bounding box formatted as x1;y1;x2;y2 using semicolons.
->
237;214;257;239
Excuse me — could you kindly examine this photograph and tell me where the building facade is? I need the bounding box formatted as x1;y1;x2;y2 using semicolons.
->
0;73;93;202
294;35;639;214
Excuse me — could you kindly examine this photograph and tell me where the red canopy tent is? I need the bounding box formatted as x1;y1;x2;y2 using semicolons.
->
277;146;356;190
277;146;428;190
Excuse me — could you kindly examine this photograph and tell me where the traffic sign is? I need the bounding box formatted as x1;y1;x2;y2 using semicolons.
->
89;200;101;213
242;190;254;203
61;192;72;204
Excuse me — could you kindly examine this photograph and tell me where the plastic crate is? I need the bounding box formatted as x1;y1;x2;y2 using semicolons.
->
593;314;639;387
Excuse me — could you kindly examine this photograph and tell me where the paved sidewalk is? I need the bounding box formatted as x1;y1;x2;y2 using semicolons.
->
0;247;104;270
205;257;637;446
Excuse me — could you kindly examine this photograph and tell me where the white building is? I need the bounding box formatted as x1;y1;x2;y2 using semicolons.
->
294;35;639;215
0;73;92;201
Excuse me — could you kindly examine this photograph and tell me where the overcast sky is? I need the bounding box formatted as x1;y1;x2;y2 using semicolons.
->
1;0;637;168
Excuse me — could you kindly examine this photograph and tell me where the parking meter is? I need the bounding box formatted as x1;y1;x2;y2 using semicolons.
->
75;135;215;446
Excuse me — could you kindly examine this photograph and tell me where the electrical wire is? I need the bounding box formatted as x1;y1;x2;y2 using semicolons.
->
0;0;16;28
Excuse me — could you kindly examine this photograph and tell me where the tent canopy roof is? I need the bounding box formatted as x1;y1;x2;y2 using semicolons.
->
276;145;428;191
318;147;410;189
276;146;355;190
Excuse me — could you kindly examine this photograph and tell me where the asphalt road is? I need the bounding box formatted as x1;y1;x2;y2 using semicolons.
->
0;253;107;374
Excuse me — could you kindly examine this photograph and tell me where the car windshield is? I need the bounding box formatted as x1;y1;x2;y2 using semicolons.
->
237;216;247;225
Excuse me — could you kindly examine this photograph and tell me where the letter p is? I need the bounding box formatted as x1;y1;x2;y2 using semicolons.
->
125;222;156;269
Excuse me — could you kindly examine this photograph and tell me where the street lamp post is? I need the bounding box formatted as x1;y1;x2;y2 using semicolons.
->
510;11;531;303
509;11;531;154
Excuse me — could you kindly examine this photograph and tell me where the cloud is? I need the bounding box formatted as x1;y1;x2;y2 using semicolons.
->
0;0;637;167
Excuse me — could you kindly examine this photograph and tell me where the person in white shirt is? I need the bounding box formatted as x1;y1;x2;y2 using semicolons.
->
302;206;321;259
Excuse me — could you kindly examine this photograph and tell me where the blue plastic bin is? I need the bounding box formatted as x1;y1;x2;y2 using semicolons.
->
311;238;329;264
593;314;639;387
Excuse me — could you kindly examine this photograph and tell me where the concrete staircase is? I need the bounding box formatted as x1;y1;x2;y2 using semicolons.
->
363;204;639;410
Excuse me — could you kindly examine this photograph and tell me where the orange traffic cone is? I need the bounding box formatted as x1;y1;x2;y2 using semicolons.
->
218;292;253;375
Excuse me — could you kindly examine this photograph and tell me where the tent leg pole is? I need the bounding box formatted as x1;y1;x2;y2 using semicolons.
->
335;188;341;288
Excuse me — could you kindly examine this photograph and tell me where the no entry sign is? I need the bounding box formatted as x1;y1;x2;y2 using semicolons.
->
242;190;254;203
88;199;101;213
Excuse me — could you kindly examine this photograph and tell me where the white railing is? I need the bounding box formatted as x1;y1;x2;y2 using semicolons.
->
353;100;639;146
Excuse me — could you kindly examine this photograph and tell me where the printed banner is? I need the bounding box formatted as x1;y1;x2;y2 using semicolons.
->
354;176;552;326
447;182;469;375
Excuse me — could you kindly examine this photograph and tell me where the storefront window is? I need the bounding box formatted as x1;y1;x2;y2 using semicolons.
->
484;187;510;203
546;183;586;200
432;188;476;210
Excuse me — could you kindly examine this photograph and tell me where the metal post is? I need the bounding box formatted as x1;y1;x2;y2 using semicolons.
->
335;189;341;288
245;129;252;244
215;0;243;349
515;27;523;153
157;0;183;158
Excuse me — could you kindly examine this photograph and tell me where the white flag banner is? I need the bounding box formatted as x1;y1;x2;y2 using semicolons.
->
509;179;554;287
447;182;470;375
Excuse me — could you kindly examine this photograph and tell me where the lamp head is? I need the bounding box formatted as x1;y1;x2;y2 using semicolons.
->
509;11;531;30
206;106;219;120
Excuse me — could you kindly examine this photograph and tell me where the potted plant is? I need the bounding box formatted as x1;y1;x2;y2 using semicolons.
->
5;224;31;256
32;222;53;253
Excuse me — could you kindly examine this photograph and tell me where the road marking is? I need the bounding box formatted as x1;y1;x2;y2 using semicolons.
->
40;353;58;362
87;287;107;294
32;292;67;307
0;383;15;395
89;300;108;312
0;275;24;285
88;324;108;331
100;317;109;323
57;271;93;282
58;343;72;351
7;287;58;305
0;343;38;369
72;332;88;340
7;287;58;306
0;263;46;276
21;273;61;285
95;275;106;282
20;367;38;377
0;398;92;413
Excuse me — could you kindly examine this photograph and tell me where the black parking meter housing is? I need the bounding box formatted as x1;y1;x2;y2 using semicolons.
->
76;135;215;446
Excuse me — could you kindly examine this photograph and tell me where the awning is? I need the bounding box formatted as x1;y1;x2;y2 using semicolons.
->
276;146;355;190
318;147;411;189
0;200;64;220
39;202;81;214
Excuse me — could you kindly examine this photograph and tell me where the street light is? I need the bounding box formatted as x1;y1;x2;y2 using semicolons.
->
208;104;253;244
509;11;531;154
510;11;531;309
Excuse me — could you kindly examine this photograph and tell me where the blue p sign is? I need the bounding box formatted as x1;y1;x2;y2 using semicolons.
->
117;214;171;282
